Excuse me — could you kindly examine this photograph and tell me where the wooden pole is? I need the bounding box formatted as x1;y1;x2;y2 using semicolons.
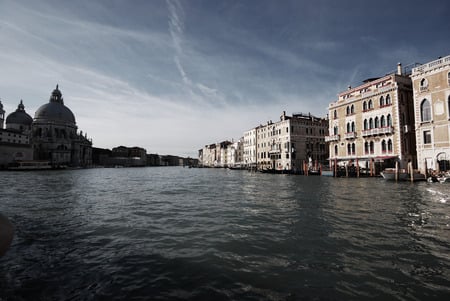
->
395;161;399;182
334;158;337;177
356;158;360;178
409;161;413;182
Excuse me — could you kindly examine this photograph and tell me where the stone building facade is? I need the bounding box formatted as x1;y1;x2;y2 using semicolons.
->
256;111;328;172
326;64;416;175
411;55;450;174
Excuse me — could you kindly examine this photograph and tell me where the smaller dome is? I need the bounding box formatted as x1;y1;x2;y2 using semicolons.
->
5;100;33;125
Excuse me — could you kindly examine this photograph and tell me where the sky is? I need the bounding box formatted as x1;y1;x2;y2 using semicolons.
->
0;0;449;157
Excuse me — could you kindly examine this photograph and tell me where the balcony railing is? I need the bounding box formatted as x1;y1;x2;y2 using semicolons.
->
361;126;394;137
325;134;340;142
345;132;357;139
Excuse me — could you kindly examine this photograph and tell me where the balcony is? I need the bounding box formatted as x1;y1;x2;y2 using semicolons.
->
325;134;340;142
361;126;394;137
345;132;357;139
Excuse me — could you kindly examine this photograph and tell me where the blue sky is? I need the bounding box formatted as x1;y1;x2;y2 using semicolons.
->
0;0;449;157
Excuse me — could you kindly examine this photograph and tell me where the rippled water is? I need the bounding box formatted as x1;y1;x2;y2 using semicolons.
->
0;167;449;300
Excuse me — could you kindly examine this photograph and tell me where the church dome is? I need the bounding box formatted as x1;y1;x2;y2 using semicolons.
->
5;100;33;125
34;85;76;125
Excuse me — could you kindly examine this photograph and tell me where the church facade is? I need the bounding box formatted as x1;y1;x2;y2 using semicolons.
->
0;85;92;169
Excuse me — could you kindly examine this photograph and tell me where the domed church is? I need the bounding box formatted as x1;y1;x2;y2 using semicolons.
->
32;85;92;167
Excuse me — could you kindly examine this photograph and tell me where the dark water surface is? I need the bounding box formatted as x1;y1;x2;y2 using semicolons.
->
0;167;449;300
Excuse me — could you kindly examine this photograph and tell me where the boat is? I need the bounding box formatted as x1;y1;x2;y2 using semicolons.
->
427;172;450;183
8;160;54;171
380;168;426;181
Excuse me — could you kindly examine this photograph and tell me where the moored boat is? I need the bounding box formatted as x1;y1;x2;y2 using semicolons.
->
380;168;426;181
7;161;65;171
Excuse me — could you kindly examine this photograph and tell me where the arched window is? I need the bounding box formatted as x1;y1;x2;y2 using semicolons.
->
333;110;337;119
369;118;374;129
375;117;379;128
346;122;351;133
380;115;386;127
346;106;350;115
347;143;351;155
387;114;392;126
333;126;338;135
421;99;431;122
420;78;428;88
448;95;450;117
351;104;354;114
380;96;385;107
364;141;369;154
381;140;386;153
386;94;391;105
334;145;338;155
351;143;355;155
368;99;373;109
351;121;355;132
364;119;368;130
363;101;367;111
387;139;393;152
370;141;374;154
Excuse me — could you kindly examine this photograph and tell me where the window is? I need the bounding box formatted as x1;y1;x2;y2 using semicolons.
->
364;119;368;130
379;96;385;107
364;141;369;154
386;94;391;105
381;115;386;127
363;101;367;111
370;141;374;154
448;72;450;86
333;126;338;135
346;122;351;133
346;106;350;115
334;145;338;155
351;121;355;132
333;110;337;119
448;95;450;117
381;140;386;153
368;99;373;109
351;104;354;114
387;139;393;152
347;143;351;155
351;143;355;155
375;117;379;128
423;130;432;144
421;99;432;122
420;78;428;89
387;114;392;126
369;118;374;129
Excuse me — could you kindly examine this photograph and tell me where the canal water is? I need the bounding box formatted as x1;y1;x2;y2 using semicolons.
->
0;167;449;300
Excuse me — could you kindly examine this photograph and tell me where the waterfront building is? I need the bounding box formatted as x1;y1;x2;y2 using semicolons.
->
243;128;257;168
226;139;244;168
198;140;241;168
256;111;328;172
411;54;450;174
326;64;416;175
32;85;92;167
0;100;33;167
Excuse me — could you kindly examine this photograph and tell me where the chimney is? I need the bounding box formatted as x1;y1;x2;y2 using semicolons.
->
397;62;402;75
